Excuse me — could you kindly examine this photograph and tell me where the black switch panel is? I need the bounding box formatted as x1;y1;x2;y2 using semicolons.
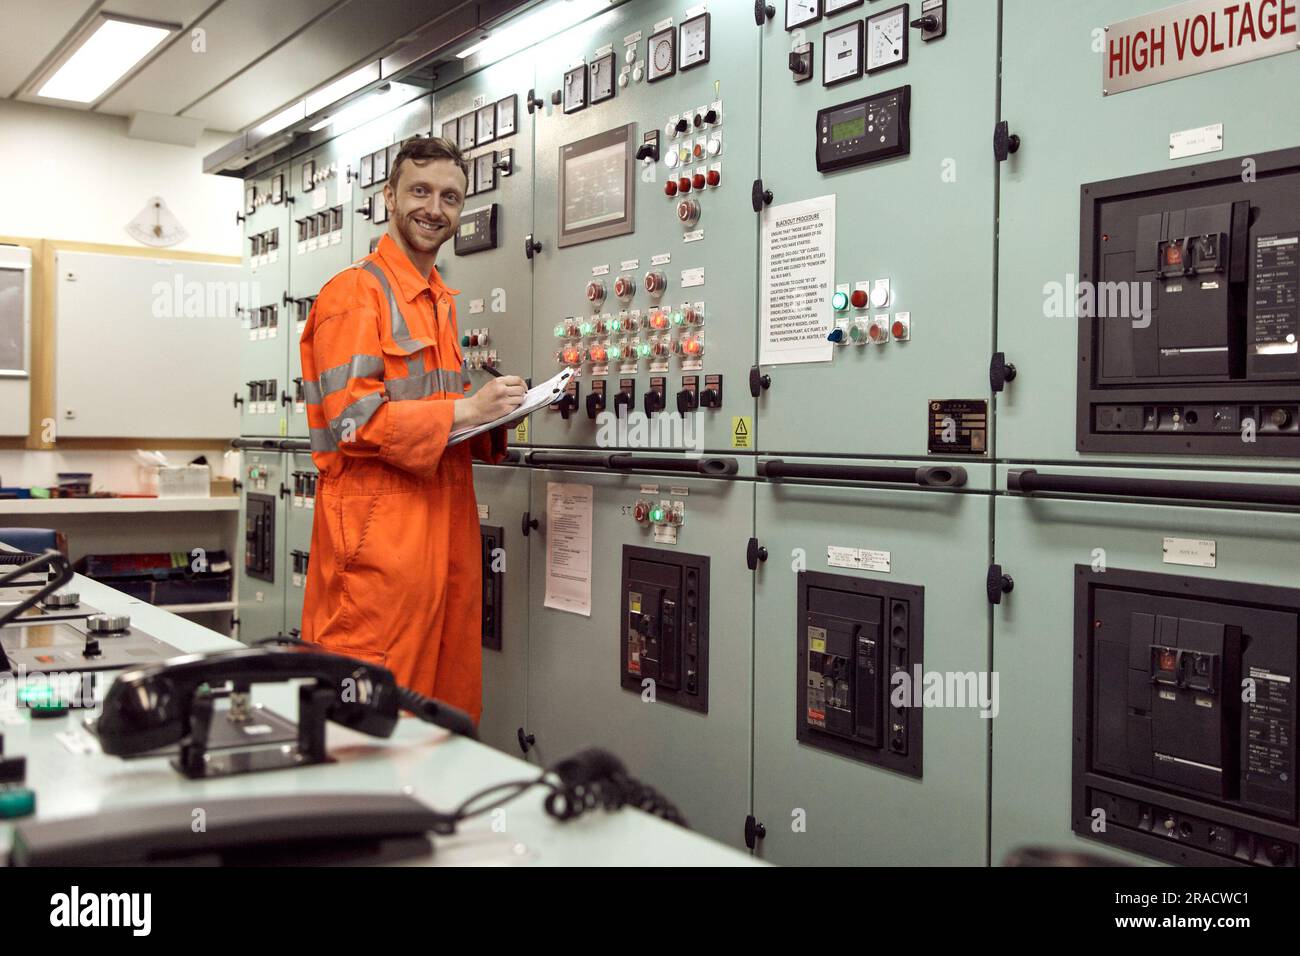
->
620;546;709;713
244;493;275;583
1079;147;1300;457
480;525;504;651
1074;566;1299;866
796;571;924;778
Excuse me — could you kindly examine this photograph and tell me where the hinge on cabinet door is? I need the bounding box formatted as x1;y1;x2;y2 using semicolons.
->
744;814;766;849
989;351;1017;393
987;564;1014;604
746;538;768;571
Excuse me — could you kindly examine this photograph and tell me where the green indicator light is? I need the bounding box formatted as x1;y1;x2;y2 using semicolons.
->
849;324;865;341
553;324;566;338
831;291;849;311
461;334;471;347
637;342;652;357
671;311;684;326
0;788;36;820
581;321;594;335
610;318;622;332
650;507;665;522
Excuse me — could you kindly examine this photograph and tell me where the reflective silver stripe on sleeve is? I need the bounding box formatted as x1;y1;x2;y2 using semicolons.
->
360;260;420;350
385;368;464;401
461;362;470;391
310;427;339;452
328;391;386;440
314;354;384;403
303;380;323;406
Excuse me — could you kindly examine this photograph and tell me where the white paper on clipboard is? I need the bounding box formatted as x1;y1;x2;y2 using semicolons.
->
447;367;574;446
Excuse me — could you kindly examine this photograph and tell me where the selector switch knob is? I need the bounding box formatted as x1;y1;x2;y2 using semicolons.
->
675;118;689;134
87;613;130;633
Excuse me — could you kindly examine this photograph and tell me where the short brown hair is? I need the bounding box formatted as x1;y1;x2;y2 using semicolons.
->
387;136;469;190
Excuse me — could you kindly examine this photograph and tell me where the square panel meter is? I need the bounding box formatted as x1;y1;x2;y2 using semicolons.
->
647;26;676;82
496;94;517;137
866;3;910;73
476;103;496;143
679;13;710;71
441;119;458;142
563;63;588;113
786;0;821;30
822;20;863;86
590;52;616;103
457;114;476;151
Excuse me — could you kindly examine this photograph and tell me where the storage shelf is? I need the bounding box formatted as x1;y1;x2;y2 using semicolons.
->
0;497;238;515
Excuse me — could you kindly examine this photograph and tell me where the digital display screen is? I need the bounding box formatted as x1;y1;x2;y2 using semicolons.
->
832;116;865;142
460;221;476;237
563;141;627;232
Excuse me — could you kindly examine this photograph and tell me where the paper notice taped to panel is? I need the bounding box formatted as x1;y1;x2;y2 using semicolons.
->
544;482;593;616
760;194;835;365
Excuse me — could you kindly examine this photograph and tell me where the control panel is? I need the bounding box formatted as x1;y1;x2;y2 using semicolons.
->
238;162;292;438
528;0;758;452
620;545;709;712
796;571;923;778
1074;568;1298;866
433;60;533;409
244;493;276;583
815;86;910;173
1078;149;1300;457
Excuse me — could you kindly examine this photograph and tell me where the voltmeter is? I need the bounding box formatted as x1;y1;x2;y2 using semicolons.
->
476;103;496;143
866;3;909;73
590;52;616;103
679;13;710;71
563;64;588;113
816;85;911;173
496;94;517;138
825;0;863;13
458;114;476;151
441;119;458;142
786;0;821;30
822;20;863;86
648;26;676;82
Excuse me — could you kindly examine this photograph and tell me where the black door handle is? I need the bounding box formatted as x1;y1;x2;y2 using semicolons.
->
1008;469;1300;507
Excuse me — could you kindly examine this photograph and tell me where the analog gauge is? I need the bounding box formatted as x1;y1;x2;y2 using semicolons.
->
359;153;373;188
458;114;476;150
372;147;387;181
824;0;863;13
822;20;863;86
563;63;588;113
866;4;910;74
648;27;675;82
679;13;710;71
301;159;315;194
786;0;821;30
441;119;458;142
476;153;497;193
496;94;517;138
271;173;285;203
387;142;400;170
590;52;616;103
477;103;496;143
244;185;256;215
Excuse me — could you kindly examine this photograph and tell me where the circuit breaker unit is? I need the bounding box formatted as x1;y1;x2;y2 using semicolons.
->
244;493;276;584
797;572;923;778
1078;147;1300;456
1074;567;1298;866
481;525;504;651
620;546;709;712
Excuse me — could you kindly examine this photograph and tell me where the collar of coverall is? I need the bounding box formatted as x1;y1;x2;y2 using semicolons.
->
376;232;459;303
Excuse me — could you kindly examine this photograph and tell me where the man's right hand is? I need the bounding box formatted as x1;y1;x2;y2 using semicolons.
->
455;375;526;429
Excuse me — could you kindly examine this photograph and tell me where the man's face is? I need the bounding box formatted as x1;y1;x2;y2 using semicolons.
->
384;157;467;259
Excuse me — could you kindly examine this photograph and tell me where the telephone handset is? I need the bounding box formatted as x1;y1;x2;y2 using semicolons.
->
97;645;475;779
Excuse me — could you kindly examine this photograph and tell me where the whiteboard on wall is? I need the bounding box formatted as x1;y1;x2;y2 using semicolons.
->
55;251;241;438
0;244;32;437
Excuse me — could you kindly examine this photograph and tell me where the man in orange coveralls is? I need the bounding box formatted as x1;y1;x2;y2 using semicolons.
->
299;136;525;724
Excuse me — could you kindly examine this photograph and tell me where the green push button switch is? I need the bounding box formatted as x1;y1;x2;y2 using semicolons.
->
831;291;850;312
0;786;36;819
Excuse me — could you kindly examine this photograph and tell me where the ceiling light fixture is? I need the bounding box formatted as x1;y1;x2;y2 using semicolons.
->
36;15;177;104
457;0;611;64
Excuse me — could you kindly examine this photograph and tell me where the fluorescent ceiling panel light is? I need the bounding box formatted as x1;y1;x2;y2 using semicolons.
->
37;16;174;103
250;101;306;141
313;83;416;135
458;0;610;63
304;62;381;117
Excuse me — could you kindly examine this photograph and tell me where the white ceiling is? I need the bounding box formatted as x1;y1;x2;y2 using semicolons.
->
0;0;449;135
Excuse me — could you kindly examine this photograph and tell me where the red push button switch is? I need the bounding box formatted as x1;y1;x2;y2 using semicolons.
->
851;289;868;309
664;180;678;197
678;176;692;193
706;169;720;187
868;323;883;341
692;172;706;190
892;320;907;339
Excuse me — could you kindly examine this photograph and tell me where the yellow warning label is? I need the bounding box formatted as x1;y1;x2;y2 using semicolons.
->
731;416;752;449
514;418;529;443
810;637;826;654
279;417;287;437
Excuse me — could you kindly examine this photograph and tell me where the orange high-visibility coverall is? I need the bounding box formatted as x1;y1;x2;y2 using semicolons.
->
300;233;507;723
